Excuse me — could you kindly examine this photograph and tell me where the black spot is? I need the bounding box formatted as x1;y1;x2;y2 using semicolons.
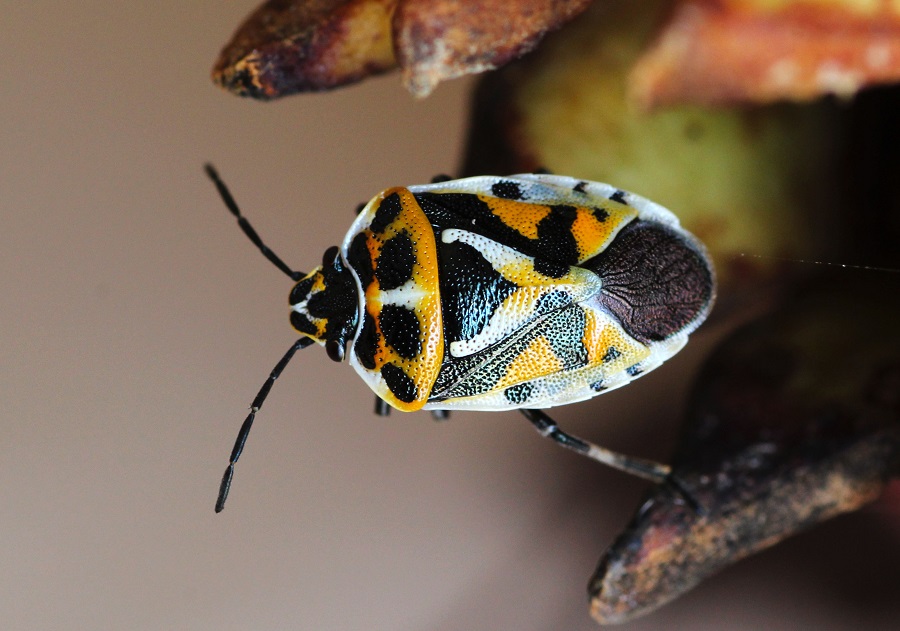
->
431;174;453;183
504;382;533;405
381;363;418;403
290;311;318;336
626;364;643;377
491;180;523;200
415;192;494;231
590;380;606;392
354;313;379;369
602;347;621;363
534;257;569;279
379;305;421;359
610;190;627;204
535;205;580;266
289;277;314;306
347;232;375;289
584;220;715;344
370;192;402;234
375;232;415;291
438;239;518;345
574;181;588;194
592;207;609;222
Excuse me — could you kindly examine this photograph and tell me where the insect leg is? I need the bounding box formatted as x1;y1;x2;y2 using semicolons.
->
520;409;701;512
374;397;391;416
215;337;315;513
204;163;305;282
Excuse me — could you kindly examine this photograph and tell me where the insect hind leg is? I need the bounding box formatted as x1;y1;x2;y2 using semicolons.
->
520;408;701;513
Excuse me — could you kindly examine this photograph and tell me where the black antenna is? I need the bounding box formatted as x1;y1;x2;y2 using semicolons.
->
204;164;305;282
216;337;315;512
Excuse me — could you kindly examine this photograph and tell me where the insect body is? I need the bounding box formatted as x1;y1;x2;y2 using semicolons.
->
206;166;715;512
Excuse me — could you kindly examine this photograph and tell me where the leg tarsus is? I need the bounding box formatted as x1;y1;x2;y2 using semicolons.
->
520;408;703;513
661;471;705;515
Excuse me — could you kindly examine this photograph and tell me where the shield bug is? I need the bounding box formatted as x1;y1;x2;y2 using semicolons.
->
206;165;715;512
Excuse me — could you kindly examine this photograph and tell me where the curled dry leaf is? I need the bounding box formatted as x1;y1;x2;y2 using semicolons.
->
213;0;399;98
212;0;592;98
589;274;900;624
632;0;900;108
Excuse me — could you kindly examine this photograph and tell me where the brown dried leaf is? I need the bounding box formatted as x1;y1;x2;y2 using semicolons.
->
395;0;592;96
212;0;398;99
589;275;900;624
632;0;900;108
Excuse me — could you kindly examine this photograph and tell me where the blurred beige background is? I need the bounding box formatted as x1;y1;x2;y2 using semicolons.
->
1;2;898;630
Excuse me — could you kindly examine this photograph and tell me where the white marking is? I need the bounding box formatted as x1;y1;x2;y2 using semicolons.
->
378;277;433;308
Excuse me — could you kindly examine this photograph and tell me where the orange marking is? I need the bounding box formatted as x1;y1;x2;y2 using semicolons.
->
582;310;649;368
495;335;562;390
483;197;551;240
570;202;638;262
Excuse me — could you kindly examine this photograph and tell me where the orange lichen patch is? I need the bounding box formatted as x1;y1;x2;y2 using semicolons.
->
632;0;900;108
213;0;399;99
394;0;593;96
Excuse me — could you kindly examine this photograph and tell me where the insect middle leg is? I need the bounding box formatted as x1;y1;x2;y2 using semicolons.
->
373;396;451;421
520;408;700;511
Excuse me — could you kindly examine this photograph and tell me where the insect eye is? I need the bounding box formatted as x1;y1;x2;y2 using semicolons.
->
325;338;345;362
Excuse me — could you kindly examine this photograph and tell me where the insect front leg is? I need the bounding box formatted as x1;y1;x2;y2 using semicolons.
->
520;409;701;512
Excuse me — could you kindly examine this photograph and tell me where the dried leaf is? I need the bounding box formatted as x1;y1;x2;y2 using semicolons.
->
395;0;592;96
632;0;900;108
212;0;592;99
212;0;399;98
589;275;900;624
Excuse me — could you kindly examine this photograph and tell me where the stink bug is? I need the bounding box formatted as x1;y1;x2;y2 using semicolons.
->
206;165;715;512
